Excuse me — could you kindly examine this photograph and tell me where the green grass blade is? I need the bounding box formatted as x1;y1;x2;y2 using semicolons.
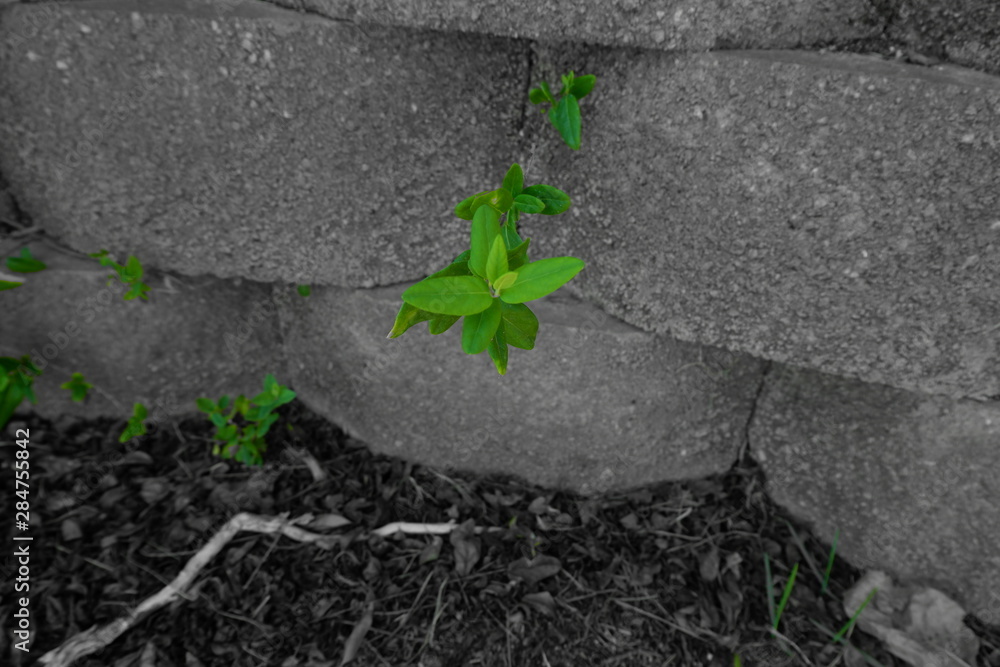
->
809;618;886;667
833;586;877;644
822;529;840;595
773;562;799;630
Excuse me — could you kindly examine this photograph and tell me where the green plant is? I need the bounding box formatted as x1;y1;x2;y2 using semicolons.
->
196;374;296;466
1;247;47;291
529;70;597;150
60;372;93;402
119;402;148;443
89;249;151;301
296;284;311;297
0;356;41;430
390;70;596;375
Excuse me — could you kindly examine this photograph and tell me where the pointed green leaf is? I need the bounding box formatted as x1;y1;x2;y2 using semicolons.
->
538;80;555;104
469;206;500;279
455;190;491;220
487;326;508;375
506;237;531;270
461;299;501;355
402;276;492;316
500;302;538;350
453;249;471;263
569;74;596;100
528;87;548;105
560;71;574;96
429;260;472;279
0;279;24;291
196;397;217;413
6;248;46;273
501;163;524;198
548;94;581;150
428;314;460;335
520;184;571;216
507;207;520;226
501;220;523;249
492;271;518;295
499;257;585;304
388;301;434;338
513;194;545;214
486;235;508;285
124;255;143;282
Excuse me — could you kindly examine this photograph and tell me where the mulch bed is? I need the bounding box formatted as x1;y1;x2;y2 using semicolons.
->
2;400;998;666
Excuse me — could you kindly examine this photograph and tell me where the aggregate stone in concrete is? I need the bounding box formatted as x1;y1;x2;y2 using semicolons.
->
751;362;1000;614
0;0;527;286
524;46;1000;400
278;283;767;493
266;0;880;54
1;243;286;423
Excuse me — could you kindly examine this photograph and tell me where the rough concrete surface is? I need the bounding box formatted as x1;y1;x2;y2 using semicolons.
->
0;0;528;286
0;242;287;423
889;0;1000;76
524;44;1000;400
278;283;767;493
751;362;1000;615
267;0;881;53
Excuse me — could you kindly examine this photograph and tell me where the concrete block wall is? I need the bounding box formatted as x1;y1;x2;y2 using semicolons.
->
1;0;998;610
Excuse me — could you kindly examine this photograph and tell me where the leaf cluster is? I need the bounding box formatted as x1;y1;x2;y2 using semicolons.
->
119;402;148;443
196;374;296;466
0;356;41;431
529;70;597;150
389;163;584;375
1;247;47;291
61;372;93;403
89;249;151;301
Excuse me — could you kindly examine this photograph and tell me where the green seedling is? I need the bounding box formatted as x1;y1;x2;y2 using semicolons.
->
0;356;41;430
389;162;584;375
119;402;148;443
529;70;597;150
60;372;93;403
196;373;296;466
392;71;596;375
297;284;311;297
1;247;47;290
89;249;151;301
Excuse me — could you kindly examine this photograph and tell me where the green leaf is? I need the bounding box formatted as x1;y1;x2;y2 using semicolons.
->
461;299;502;355
489;188;514;214
500;220;523;250
500;257;585;304
538;81;555;104
453;249;471;263
486;235;508;285
402;276;492;316
454;190;491;220
297;284;311;297
487;326;508;375
506;237;531;270
513;194;545;214
492;271;518;294
388;301;434;338
124;255;143;282
528;87;548;105
428;260;472;279
501;163;524;198
0;279;24;291
520;185;571;216
560;71;574;96
507;207;520;226
210;411;227;428
196;397;217;413
60;372;93;402
6;248;46;274
500;302;539;350
569;74;596;100
133;403;148;420
428;314;460;335
548;94;582;150
469;205;500;279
